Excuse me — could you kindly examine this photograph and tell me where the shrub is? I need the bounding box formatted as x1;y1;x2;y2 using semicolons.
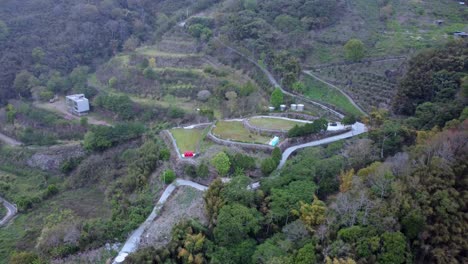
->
197;162;210;178
211;152;231;177
272;147;282;163
270;88;284;108
231;153;256;171
288;118;328;137
161;169;176;184
39;90;54;101
344;38;365;62
43;184;59;199
261;158;277;175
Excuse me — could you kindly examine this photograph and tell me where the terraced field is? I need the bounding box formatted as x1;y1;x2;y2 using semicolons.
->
308;58;405;112
170;128;205;153
248;117;307;130
303;76;364;117
212;121;271;145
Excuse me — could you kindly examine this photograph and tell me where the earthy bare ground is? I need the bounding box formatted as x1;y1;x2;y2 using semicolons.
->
34;97;110;126
139;186;207;249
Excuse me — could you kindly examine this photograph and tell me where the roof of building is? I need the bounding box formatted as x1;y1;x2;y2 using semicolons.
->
66;94;88;102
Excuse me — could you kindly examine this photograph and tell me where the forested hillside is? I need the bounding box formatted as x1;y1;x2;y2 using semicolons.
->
0;0;466;264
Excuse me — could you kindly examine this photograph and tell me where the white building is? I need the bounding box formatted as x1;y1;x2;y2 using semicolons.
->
66;94;90;116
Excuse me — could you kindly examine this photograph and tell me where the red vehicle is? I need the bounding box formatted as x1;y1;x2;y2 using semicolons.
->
183;151;194;158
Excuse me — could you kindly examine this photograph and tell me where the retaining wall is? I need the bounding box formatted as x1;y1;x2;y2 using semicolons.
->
268;112;318;121
207;129;274;153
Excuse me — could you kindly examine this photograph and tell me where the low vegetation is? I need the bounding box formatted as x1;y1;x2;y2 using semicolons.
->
302;76;363;117
249;117;306;131
170;128;205;153
212;121;271;144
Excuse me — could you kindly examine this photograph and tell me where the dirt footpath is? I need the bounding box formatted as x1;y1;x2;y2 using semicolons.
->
140;186;207;248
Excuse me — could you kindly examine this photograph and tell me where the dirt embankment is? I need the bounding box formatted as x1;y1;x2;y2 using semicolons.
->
139;186;207;249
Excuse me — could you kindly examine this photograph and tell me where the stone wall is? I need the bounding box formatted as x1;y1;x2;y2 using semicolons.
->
268;112;319;121
206;130;274;153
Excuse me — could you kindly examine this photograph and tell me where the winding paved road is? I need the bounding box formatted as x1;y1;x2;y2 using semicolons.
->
303;70;368;116
0;197;18;227
113;179;208;263
114;36;371;264
278;122;367;169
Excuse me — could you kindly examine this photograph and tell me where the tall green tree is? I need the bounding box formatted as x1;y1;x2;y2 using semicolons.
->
270;87;284;108
344;39;365;62
211;152;231;177
214;204;263;246
13;70;34;97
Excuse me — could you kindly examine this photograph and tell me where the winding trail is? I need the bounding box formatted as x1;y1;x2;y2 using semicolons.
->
213;38;345;119
0;197;18;227
0;132;22;147
303;70;368;116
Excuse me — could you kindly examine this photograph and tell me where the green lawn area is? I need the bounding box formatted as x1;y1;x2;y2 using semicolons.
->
170;128;205;153
303;76;363;117
212;121;272;145
248;117;307;130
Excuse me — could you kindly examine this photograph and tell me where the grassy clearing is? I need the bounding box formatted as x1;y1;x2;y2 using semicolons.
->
249;117;307;130
303;76;363;117
212;121;272;144
170;128;205;153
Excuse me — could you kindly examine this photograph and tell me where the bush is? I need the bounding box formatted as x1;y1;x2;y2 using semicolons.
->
261;158;277;175
211;152;231;177
196;162;210;178
94;94;136;120
9;251;42;264
60;157;82;173
167;106;185;119
43;184;59;199
272;147;282;163
161;170;176;184
83;123;145;151
230;153;256;171
288;118;328;137
39;90;54;101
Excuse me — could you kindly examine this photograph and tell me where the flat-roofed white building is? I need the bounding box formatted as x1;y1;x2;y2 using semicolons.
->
66;94;90;116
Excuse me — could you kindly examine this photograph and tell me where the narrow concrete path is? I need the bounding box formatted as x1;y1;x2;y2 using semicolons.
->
113;179;208;263
0;132;22;147
278;122;367;169
303;70;368;116
0;197;18;227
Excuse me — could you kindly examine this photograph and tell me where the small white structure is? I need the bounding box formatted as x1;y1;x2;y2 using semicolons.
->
297;104;304;112
280;104;286;111
269;136;280;147
268;106;275;111
291;104;297;111
66;94;90;116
